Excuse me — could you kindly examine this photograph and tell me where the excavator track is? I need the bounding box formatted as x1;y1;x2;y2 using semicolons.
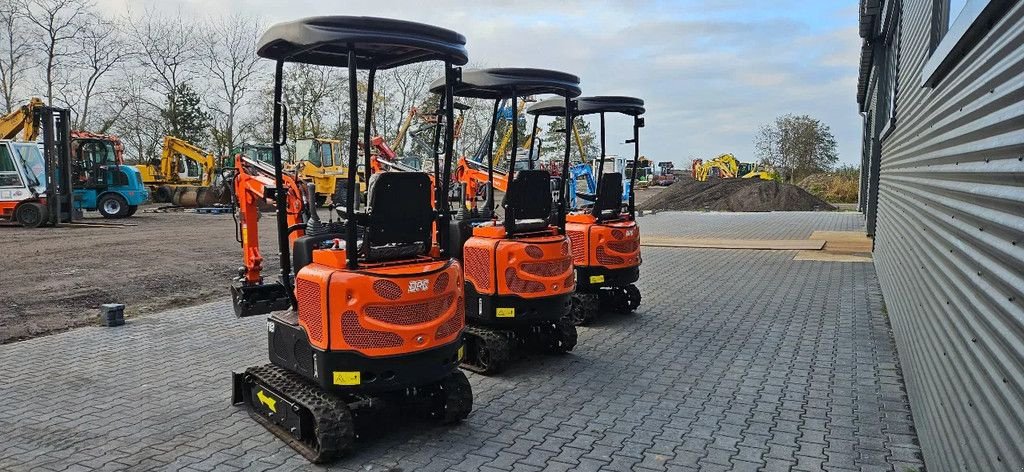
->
460;326;513;374
569;293;599;325
598;284;642;314
461;319;578;375
234;364;354;464
542;317;578;353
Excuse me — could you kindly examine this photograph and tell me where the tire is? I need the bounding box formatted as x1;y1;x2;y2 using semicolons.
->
126;205;138;217
15;202;48;228
154;185;174;203
98;193;130;218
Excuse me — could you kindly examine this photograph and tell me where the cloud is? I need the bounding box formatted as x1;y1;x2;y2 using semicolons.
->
98;0;863;167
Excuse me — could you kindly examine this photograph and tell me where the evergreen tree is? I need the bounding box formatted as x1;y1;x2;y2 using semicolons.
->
543;116;600;163
162;82;212;146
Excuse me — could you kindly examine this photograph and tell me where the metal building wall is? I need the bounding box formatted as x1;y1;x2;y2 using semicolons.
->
871;1;1024;470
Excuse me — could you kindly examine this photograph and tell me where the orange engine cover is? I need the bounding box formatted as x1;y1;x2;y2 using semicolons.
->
566;215;641;270
293;257;464;358
463;234;575;298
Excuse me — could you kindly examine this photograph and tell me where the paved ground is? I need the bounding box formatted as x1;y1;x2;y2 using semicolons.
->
0;211;924;471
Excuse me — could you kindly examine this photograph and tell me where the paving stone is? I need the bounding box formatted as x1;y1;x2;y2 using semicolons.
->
0;212;923;472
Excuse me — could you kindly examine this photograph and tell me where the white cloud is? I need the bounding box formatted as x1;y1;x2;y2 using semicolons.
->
98;0;863;167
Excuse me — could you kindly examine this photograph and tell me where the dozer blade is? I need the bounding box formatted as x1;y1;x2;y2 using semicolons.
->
231;282;292;317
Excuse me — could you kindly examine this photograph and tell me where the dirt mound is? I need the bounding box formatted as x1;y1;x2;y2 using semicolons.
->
639;178;835;212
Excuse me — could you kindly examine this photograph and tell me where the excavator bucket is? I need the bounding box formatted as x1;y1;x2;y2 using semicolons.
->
231;282;292;318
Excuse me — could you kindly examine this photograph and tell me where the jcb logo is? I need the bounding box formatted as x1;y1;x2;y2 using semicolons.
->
408;279;429;293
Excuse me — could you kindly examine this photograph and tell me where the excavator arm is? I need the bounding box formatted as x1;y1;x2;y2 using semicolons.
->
0;97;45;141
390;107;417;152
162;136;218;185
454;156;508;206
233;154;305;285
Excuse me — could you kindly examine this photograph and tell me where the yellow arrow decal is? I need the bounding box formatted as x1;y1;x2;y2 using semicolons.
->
256;389;277;413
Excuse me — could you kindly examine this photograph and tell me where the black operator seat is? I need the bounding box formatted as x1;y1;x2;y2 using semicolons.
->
502;169;554;234
593;172;624;221
363;171;433;261
427;67;582;236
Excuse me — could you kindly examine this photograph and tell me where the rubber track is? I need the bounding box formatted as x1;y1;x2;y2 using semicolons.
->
243;364;354;463
460;325;513;374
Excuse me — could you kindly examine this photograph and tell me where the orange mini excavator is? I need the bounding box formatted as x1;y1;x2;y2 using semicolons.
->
527;96;644;325
229;16;472;463
430;68;582;374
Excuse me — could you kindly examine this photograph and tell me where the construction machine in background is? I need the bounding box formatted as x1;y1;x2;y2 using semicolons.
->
528;96;644;325
1;106;76;226
653;161;676;186
692;153;777;181
229;16;472;463
293;137;348;206
435;67;581;375
136;135;230;206
0;97;45;140
0;98;147;222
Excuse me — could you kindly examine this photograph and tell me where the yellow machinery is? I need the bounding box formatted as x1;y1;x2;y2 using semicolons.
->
691;153;777;182
136;136;228;205
692;153;739;181
0;97;44;140
292;137;365;206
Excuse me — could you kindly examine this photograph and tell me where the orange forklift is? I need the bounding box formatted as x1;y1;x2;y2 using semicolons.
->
432;68;581;374
527;96;644;324
229;16;472;463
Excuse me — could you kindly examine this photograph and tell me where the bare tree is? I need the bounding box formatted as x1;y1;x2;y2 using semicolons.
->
111;70;164;162
129;8;199;138
204;13;264;154
57;15;131;129
373;62;436;142
0;0;33;112
25;0;90;105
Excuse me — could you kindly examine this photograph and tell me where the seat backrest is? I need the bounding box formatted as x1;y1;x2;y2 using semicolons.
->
593;172;623;219
364;172;433;253
502;169;551;233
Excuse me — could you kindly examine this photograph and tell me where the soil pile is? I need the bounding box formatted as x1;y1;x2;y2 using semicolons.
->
639;178;835;212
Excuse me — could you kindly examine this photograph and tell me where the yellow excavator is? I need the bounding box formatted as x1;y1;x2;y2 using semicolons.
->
136;136;229;206
692;153;777;181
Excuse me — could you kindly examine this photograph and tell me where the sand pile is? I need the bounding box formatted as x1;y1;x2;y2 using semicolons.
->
639;178;835;212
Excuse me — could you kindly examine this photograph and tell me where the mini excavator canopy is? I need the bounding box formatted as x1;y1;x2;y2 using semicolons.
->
430;68;581;233
240;16;468;314
527;96;645;219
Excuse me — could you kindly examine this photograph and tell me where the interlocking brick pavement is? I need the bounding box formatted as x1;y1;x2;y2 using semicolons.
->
0;211;924;471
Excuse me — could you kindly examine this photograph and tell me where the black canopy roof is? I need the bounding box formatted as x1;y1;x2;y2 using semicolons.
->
257;16;468;69
527;96;645;116
429;68;581;99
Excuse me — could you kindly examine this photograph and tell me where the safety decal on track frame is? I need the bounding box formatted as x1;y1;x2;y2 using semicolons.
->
496;307;515;318
589;275;605;284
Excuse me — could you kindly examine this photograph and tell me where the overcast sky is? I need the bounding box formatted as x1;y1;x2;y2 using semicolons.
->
99;0;862;168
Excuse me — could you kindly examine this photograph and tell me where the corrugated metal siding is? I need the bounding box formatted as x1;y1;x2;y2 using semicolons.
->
873;1;1024;470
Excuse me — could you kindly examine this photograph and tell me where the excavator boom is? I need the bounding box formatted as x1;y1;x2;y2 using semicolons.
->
233;153;305;286
0;97;45;141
